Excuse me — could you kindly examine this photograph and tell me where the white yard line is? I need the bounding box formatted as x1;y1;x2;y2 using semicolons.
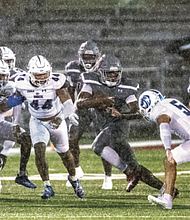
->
8;139;183;155
1;170;190;181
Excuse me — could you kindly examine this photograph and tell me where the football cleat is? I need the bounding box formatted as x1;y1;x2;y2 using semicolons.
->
148;195;172;209
172;187;179;200
158;184;179;201
68;175;85;199
15;174;37;189
41;185;55;199
66;166;84;187
126;175;140;192
102;175;113;190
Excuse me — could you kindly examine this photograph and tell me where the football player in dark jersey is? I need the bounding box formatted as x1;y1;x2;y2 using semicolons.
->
75;53;172;194
65;40;113;189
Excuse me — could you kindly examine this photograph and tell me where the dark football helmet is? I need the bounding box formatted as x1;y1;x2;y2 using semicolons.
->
78;40;100;72
97;54;122;87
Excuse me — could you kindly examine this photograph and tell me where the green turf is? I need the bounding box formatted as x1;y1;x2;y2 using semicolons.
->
0;149;190;219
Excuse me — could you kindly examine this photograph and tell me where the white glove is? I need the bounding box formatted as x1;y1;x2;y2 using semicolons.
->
69;113;79;126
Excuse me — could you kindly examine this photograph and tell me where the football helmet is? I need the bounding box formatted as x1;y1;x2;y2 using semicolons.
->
0;60;10;88
97;54;122;87
0;47;16;69
28;55;52;87
78;40;100;72
139;89;164;121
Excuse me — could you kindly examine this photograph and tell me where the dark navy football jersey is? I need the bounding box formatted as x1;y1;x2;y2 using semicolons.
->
65;60;85;94
80;71;139;123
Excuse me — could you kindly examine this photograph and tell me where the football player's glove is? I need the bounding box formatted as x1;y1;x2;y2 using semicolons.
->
49;117;62;129
69;113;79;126
7;94;25;108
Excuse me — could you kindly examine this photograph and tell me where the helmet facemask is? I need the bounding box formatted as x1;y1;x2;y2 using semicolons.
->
78;40;100;72
97;54;122;87
0;60;10;89
0;47;16;69
28;55;52;87
30;71;51;87
79;54;98;71
100;69;122;87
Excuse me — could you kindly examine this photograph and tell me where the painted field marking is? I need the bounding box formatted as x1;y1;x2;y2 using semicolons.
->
1;170;190;181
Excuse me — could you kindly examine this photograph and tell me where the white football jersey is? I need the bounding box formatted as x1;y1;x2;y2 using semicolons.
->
150;98;190;140
0;81;15;121
15;72;66;119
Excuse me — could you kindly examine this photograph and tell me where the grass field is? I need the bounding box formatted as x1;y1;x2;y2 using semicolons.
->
1;148;190;219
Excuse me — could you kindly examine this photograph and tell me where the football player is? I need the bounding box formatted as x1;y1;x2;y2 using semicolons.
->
0;46;35;188
139;89;188;209
75;54;169;195
65;40;113;189
11;55;84;199
0;59;36;192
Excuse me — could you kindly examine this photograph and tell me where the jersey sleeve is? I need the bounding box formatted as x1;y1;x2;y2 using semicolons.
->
51;73;66;89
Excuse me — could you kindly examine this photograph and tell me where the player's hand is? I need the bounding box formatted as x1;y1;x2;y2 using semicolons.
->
69;113;79;126
49;117;62;129
106;107;121;117
99;97;114;108
166;150;175;164
7;94;25;108
13;124;21;139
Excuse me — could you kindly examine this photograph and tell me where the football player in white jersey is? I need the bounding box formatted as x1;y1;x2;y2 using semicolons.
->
0;46;36;188
12;55;84;199
0;59;36;191
138;89;189;209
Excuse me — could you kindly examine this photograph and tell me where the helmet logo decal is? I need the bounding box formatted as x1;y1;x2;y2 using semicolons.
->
140;95;151;109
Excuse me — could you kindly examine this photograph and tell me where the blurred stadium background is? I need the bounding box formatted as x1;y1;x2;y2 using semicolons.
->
1;0;190;141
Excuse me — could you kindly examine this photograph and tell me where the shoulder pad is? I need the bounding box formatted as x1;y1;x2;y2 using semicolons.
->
65;60;84;74
51;72;66;89
81;72;101;85
119;77;139;91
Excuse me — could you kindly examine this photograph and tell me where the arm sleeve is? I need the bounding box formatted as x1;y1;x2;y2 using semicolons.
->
159;122;172;150
13;104;22;125
61;99;75;119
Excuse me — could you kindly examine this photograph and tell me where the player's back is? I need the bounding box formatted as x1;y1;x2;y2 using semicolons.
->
152;98;190;140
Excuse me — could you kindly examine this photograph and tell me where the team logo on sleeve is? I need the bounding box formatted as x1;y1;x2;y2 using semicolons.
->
140;95;151;109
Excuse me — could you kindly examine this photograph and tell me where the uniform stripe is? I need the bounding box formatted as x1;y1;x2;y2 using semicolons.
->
66;69;80;73
118;84;139;91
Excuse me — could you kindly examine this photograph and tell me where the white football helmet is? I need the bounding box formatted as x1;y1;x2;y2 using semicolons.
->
28;55;52;87
139;89;164;121
0;47;16;69
0;60;10;88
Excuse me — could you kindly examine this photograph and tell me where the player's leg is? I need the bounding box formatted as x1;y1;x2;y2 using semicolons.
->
30;116;54;199
92;110;113;189
0;120;35;189
15;130;36;188
101;158;113;189
148;157;176;210
51;119;84;199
